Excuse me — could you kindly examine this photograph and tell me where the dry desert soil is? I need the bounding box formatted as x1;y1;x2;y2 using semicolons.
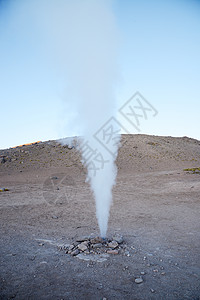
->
0;134;200;300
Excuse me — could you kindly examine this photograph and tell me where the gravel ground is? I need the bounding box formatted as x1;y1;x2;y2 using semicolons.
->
0;134;200;300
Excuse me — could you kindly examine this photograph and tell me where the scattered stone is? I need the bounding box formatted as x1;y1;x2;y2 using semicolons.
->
107;249;119;255
52;215;58;219
135;277;143;284
82;240;89;246
72;241;79;247
124;250;130;256
61;244;70;250
90;237;104;244
107;241;118;249
150;288;155;293
71;249;80;256
76;236;89;243
140;271;145;275
40;261;47;265
78;243;88;252
67;145;75;150
161;272;166;275
112;234;124;244
63;235;125;259
68;245;75;251
153;269;158;273
92;243;103;248
38;243;44;246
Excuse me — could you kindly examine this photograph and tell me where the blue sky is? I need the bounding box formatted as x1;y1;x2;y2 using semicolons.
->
0;0;200;149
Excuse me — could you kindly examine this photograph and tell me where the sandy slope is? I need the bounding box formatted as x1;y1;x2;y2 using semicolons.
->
0;134;200;300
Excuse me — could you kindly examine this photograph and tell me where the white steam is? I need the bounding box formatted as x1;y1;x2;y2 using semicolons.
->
59;0;121;237
2;0;120;237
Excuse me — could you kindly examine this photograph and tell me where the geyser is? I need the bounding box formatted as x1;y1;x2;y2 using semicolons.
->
3;0;120;237
66;0;120;237
54;0;121;237
80;136;119;238
60;0;119;237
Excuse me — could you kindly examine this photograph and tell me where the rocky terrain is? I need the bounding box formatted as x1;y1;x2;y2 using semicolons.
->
0;134;200;300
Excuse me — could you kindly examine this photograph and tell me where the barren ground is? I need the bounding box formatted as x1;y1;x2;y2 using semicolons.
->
0;134;200;300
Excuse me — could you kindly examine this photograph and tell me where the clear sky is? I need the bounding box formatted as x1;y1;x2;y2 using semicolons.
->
0;0;200;149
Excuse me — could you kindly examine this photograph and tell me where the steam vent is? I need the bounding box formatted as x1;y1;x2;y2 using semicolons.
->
59;235;128;262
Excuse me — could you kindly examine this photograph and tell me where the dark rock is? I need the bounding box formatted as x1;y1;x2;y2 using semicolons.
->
68;244;75;251
76;236;89;243
1;157;6;163
71;249;80;256
62;244;70;251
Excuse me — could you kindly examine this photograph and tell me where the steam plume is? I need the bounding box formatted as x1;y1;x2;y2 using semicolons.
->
59;0;120;237
2;0;120;237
